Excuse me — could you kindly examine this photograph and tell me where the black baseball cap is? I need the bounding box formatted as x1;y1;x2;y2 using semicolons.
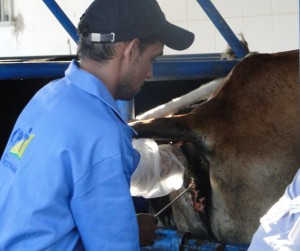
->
78;0;195;51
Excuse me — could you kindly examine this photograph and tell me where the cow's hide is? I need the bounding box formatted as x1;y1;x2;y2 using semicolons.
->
131;50;300;244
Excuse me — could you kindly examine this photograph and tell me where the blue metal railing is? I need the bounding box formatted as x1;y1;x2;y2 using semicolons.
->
141;228;249;250
0;54;239;81
1;0;246;81
152;54;239;81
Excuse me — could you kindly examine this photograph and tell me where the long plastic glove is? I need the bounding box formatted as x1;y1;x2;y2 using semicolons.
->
130;138;187;198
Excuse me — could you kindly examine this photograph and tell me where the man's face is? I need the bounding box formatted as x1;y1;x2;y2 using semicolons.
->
116;42;164;101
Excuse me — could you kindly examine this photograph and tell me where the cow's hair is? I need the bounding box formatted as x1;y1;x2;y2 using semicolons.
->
221;33;255;60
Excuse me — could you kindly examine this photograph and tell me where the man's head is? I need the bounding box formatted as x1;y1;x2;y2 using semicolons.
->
77;0;194;100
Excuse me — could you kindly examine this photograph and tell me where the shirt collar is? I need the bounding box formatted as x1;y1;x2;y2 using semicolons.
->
65;60;137;134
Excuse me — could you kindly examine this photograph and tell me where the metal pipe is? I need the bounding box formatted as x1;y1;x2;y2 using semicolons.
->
0;54;239;80
141;229;187;251
42;0;79;44
116;100;135;121
140;228;249;250
155;185;192;217
0;62;68;80
196;0;248;59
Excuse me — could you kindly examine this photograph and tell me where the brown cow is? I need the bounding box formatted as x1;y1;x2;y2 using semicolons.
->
131;50;300;244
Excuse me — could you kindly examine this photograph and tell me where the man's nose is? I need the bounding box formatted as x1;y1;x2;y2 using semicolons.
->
145;64;153;80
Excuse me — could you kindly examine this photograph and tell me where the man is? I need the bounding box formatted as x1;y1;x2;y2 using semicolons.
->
0;0;194;250
248;168;300;250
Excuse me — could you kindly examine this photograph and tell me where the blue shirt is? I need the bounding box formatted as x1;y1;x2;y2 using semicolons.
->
0;60;140;250
248;168;300;250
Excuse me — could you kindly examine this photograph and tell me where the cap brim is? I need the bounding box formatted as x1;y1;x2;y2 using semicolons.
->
159;21;195;51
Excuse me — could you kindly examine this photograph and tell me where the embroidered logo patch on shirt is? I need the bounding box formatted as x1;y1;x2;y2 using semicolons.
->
9;128;35;160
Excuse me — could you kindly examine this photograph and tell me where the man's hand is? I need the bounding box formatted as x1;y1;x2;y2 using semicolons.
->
137;213;158;247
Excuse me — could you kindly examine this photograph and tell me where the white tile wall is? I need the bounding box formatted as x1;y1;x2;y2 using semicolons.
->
242;0;272;16
272;14;299;52
187;0;210;21
243;15;273;53
158;0;187;22
0;0;298;57
272;0;299;14
188;19;217;53
157;0;299;55
213;0;243;18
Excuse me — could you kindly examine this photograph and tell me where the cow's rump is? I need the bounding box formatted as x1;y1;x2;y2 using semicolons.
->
132;50;300;244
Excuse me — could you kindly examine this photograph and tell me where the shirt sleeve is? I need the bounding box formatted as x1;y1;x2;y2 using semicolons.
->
70;154;140;251
248;169;300;251
286;168;300;199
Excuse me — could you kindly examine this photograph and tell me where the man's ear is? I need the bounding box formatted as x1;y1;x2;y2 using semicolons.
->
123;39;140;63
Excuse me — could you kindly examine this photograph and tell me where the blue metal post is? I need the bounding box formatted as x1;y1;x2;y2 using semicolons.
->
116;100;135;121
42;0;79;44
0;54;239;80
196;0;248;59
141;228;186;251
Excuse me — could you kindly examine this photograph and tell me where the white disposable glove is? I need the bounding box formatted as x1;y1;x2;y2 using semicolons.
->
130;138;187;198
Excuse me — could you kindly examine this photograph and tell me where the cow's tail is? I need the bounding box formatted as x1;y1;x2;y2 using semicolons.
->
130;114;199;143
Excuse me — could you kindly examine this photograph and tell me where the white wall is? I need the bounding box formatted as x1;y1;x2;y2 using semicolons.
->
0;0;90;57
159;0;299;55
0;0;298;57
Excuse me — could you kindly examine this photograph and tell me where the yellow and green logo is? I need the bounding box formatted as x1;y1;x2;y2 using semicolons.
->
9;128;35;160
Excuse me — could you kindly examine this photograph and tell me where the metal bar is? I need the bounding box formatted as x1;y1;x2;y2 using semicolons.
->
42;0;79;44
152;57;238;81
155;185;192;217
196;0;248;59
0;62;68;80
141;229;186;251
0;56;239;81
